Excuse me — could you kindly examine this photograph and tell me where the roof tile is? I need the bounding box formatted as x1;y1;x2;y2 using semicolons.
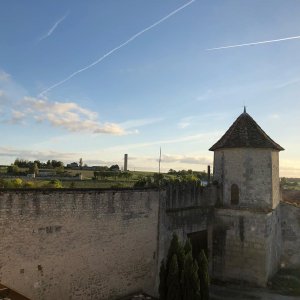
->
209;112;284;151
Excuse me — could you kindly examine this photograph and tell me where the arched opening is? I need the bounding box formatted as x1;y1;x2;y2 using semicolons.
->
231;184;239;205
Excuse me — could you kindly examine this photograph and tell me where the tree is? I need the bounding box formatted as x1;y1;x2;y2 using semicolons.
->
79;158;83;169
153;173;164;186
181;252;201;300
109;164;120;172
29;162;39;175
167;255;181;300
7;164;20;174
159;260;167;300
167;233;185;275
197;250;210;300
46;160;52;168
184;238;192;255
159;234;210;300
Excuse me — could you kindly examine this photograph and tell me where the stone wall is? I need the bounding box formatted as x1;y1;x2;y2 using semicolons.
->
280;202;300;268
271;151;280;209
213;149;276;209
155;184;218;293
213;207;281;286
0;189;160;300
165;183;219;209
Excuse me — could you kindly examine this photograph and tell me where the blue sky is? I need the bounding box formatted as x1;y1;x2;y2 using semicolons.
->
1;0;300;176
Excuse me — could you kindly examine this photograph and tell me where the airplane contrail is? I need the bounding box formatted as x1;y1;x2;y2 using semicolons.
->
39;0;195;97
39;12;69;41
206;35;300;51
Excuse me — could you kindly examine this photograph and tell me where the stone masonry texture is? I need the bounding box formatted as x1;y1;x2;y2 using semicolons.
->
0;189;160;300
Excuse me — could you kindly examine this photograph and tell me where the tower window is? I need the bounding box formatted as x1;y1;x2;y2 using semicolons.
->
231;184;239;205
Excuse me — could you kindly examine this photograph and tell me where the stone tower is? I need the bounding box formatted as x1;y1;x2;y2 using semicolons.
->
209;109;284;286
210;108;284;210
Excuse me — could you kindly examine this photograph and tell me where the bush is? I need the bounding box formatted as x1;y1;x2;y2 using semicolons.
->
47;179;63;188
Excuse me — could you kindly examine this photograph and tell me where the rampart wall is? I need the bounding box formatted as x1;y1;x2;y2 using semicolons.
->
1;185;297;299
0;189;160;300
280;202;300;268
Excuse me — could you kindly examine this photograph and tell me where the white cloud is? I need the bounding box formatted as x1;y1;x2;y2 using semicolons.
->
16;97;124;134
178;116;193;129
119;117;163;129
0;71;11;81
0;70;160;135
10;110;26;124
0;146;76;161
160;154;212;165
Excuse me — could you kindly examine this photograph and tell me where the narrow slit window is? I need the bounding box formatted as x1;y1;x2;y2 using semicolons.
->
231;184;239;205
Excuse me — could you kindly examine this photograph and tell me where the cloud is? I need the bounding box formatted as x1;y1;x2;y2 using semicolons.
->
39;12;69;41
120;117;163;129
15;97;124;134
178;116;193;129
0;90;6;104
0;146;76;161
206;35;300;51
0;71;11;81
160;154;212;165
0;69;160;135
10;110;26;124
39;0;195;96
107;131;222;151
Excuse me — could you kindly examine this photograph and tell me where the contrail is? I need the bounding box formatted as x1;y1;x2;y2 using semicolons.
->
39;0;195;97
39;12;69;41
206;35;300;51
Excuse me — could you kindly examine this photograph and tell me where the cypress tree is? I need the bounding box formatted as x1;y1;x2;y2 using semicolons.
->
166;255;181;300
197;250;210;300
166;233;180;268
167;233;185;276
159;259;167;300
181;252;201;300
184;238;192;255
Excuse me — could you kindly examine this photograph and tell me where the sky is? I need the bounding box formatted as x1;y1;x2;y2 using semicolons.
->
0;0;300;176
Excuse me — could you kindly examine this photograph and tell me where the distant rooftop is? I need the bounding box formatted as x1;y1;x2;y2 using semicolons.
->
209;109;284;151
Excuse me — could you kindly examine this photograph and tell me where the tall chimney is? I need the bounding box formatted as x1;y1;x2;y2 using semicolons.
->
207;165;211;185
124;154;128;172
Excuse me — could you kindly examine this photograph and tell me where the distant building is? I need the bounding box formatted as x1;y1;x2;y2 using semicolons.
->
38;170;56;177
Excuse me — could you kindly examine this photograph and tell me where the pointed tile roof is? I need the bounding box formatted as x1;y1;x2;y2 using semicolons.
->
209;111;284;151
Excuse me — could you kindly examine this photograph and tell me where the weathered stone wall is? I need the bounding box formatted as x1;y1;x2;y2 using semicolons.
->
266;206;282;278
165;183;219;209
271;151;280;209
155;184;218;293
280;202;300;268
213;149;275;209
213;207;281;286
0;189;160;300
